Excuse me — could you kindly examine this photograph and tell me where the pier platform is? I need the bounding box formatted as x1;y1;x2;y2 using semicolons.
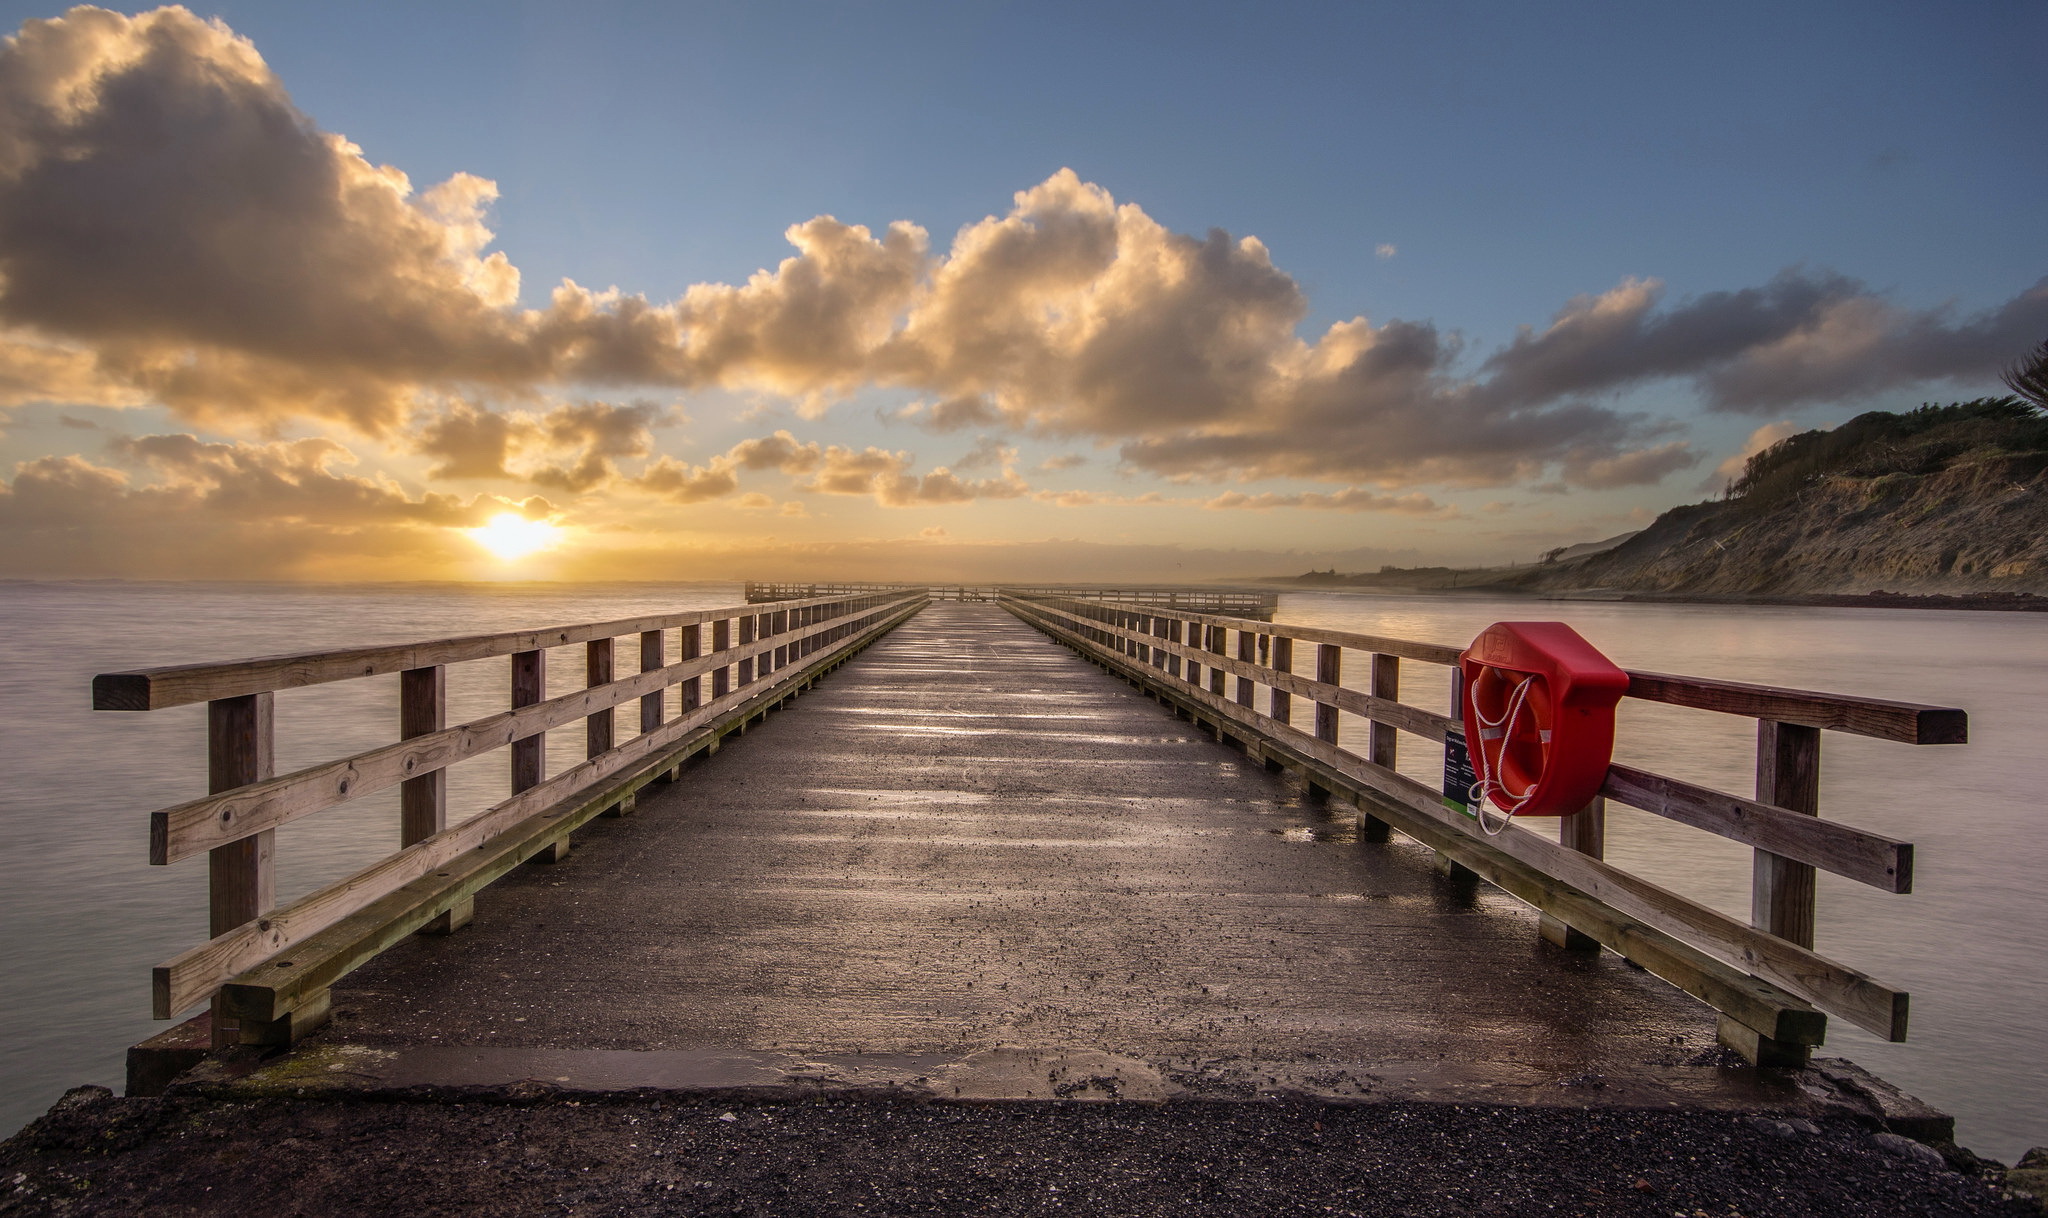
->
176;606;1890;1115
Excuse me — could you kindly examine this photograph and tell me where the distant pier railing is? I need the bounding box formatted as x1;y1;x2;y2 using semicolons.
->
1003;593;1967;1065
748;582;1278;619
96;588;929;1046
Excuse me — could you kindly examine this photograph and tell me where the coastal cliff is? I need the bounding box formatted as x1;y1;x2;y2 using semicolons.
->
1515;398;2048;599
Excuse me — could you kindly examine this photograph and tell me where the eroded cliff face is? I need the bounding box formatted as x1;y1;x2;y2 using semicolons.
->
1531;451;2048;596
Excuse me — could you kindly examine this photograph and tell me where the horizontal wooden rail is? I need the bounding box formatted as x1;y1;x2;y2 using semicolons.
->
1624;671;1967;745
147;604;884;865
152;591;925;1018
95;591;872;711
1601;764;1911;893
1007;593;1953;1045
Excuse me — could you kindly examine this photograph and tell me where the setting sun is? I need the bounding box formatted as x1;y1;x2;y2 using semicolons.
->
467;512;560;560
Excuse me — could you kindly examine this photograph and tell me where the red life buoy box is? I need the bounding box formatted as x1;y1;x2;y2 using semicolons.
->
1458;622;1628;819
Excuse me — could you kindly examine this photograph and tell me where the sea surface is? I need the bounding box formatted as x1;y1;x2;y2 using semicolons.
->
0;583;2041;1161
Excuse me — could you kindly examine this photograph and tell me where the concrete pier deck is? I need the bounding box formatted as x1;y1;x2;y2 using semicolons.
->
224;601;1849;1110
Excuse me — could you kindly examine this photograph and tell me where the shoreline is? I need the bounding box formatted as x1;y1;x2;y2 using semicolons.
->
1266;582;2048;613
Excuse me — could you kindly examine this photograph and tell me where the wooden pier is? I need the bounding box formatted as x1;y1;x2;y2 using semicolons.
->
745;582;1280;619
97;588;1964;1114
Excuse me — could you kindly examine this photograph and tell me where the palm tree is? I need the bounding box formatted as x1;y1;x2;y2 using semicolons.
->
2004;337;2048;411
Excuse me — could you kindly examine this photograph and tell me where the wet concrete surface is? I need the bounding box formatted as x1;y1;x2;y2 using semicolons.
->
319;603;1754;1100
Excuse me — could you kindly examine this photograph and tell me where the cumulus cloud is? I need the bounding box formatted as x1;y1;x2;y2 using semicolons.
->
0;434;541;576
1479;270;2048;415
953;436;1015;471
628;428;1029;508
1032;489;1166;507
1556;440;1698;490
1203;487;1455;516
413;398;670;491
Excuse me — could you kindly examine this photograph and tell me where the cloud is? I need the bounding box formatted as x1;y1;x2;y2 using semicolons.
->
628;428;1030;508
953;436;1016;471
796;443;1030;506
0;7;534;432
0;434;543;577
1479;270;2048;415
0;7;2038;503
1556;439;1698;490
632;455;739;504
1038;453;1088;470
916;394;1002;433
413;398;670;491
1375;244;1397;259
1203;487;1455;516
1032;489;1166;507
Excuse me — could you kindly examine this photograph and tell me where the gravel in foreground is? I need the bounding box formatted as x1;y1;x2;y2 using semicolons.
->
1;1087;2034;1217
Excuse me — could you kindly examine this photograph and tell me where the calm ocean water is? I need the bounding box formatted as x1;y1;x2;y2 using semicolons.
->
0;583;2041;1160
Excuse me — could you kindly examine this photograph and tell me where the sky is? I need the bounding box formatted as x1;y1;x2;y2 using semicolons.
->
0;0;2040;582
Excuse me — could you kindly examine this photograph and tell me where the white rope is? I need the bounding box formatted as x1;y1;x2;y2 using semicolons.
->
1467;671;1539;837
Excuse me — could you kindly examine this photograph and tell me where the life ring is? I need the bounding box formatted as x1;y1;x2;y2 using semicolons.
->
1458;622;1629;825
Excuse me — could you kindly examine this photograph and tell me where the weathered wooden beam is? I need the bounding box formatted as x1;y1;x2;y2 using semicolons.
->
1270;635;1293;726
1626;671;1965;745
1314;643;1341;746
1604;762;1909;893
586;638;615;759
1754;721;1823;946
511;649;545;794
711;618;731;699
1363;653;1399;844
398;666;446;847
206;692;273;1048
639;629;666;735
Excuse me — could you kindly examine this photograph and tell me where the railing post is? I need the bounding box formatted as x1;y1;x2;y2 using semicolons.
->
1270;635;1292;725
712;619;731;699
1537;800;1605;951
403;664;470;935
738;614;756;687
1235;630;1255;707
586;638;614;759
1353;654;1399;842
588;637;636;817
1314;643;1341;743
1721;718;1823;1066
513;649;565;863
1753;721;1821;946
208;692;274;1046
399;667;445;845
639;628;666;737
1207;625;1226;698
679;624;701;715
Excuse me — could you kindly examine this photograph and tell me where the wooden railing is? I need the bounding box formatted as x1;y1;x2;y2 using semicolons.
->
1003;594;1966;1065
747;582;1278;618
98;588;929;1045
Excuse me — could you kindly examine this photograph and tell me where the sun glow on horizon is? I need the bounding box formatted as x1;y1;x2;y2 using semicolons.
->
467;512;561;561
